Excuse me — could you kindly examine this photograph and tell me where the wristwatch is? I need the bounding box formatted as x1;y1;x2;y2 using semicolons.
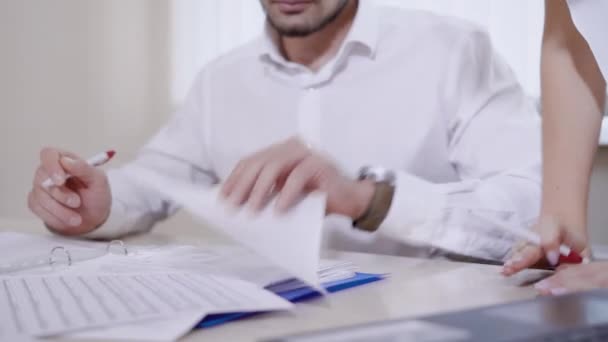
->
353;166;396;232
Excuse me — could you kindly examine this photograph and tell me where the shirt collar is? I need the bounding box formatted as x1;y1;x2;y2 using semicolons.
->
257;1;379;68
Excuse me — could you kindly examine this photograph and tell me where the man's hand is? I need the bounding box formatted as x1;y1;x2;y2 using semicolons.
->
502;216;587;276
221;138;374;219
534;262;608;296
27;147;112;236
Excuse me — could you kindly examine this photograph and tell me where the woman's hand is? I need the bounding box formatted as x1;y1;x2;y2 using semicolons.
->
502;216;587;276
534;262;608;295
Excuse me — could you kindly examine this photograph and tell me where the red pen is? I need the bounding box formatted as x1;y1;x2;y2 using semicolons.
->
41;150;116;189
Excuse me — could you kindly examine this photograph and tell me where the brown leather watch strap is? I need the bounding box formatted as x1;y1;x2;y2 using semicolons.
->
353;182;395;232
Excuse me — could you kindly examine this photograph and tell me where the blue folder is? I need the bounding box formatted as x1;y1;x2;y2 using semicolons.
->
196;272;384;329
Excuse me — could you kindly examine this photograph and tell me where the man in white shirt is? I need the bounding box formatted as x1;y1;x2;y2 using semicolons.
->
28;0;541;261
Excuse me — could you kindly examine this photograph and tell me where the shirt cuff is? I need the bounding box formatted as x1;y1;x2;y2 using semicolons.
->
81;170;142;240
379;171;447;243
81;199;133;240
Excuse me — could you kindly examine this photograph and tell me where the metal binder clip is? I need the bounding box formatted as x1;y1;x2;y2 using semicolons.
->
107;240;128;255
49;246;72;267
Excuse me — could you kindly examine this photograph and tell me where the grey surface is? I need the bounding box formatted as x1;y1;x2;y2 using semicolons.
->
268;290;608;342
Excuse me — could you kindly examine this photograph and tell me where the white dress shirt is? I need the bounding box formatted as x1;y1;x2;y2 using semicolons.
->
567;0;608;79
87;2;541;261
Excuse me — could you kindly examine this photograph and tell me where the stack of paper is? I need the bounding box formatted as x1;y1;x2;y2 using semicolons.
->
268;260;359;294
319;259;359;283
0;272;292;340
69;256;362;341
74;244;293;288
0;232;364;341
0;162;333;341
127;167;327;289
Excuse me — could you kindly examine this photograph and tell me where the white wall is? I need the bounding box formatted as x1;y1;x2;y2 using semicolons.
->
377;0;544;96
171;0;265;103
0;0;172;219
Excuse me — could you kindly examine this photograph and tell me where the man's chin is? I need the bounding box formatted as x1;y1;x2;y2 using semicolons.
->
269;20;317;37
276;28;317;37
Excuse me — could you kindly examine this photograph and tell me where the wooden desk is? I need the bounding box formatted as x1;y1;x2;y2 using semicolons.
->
0;218;543;342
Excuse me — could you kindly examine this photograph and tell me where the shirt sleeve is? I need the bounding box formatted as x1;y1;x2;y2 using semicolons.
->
378;28;542;261
84;71;217;239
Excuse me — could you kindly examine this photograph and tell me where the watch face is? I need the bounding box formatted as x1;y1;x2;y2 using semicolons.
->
358;166;372;180
359;166;395;185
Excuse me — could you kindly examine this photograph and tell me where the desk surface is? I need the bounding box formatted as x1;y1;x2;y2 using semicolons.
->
0;218;543;342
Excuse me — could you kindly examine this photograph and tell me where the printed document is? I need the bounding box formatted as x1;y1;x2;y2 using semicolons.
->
0;272;292;339
128;167;326;289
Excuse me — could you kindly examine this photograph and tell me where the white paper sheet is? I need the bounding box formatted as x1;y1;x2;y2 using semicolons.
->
62;245;293;288
127;167;326;289
0;232;349;342
0;272;292;339
65;252;356;341
71;311;204;342
0;232;289;286
0;232;108;275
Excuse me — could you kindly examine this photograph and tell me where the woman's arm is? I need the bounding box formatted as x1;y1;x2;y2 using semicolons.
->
504;0;606;274
540;0;605;237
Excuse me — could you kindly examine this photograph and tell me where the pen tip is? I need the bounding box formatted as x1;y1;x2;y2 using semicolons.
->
107;150;116;158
